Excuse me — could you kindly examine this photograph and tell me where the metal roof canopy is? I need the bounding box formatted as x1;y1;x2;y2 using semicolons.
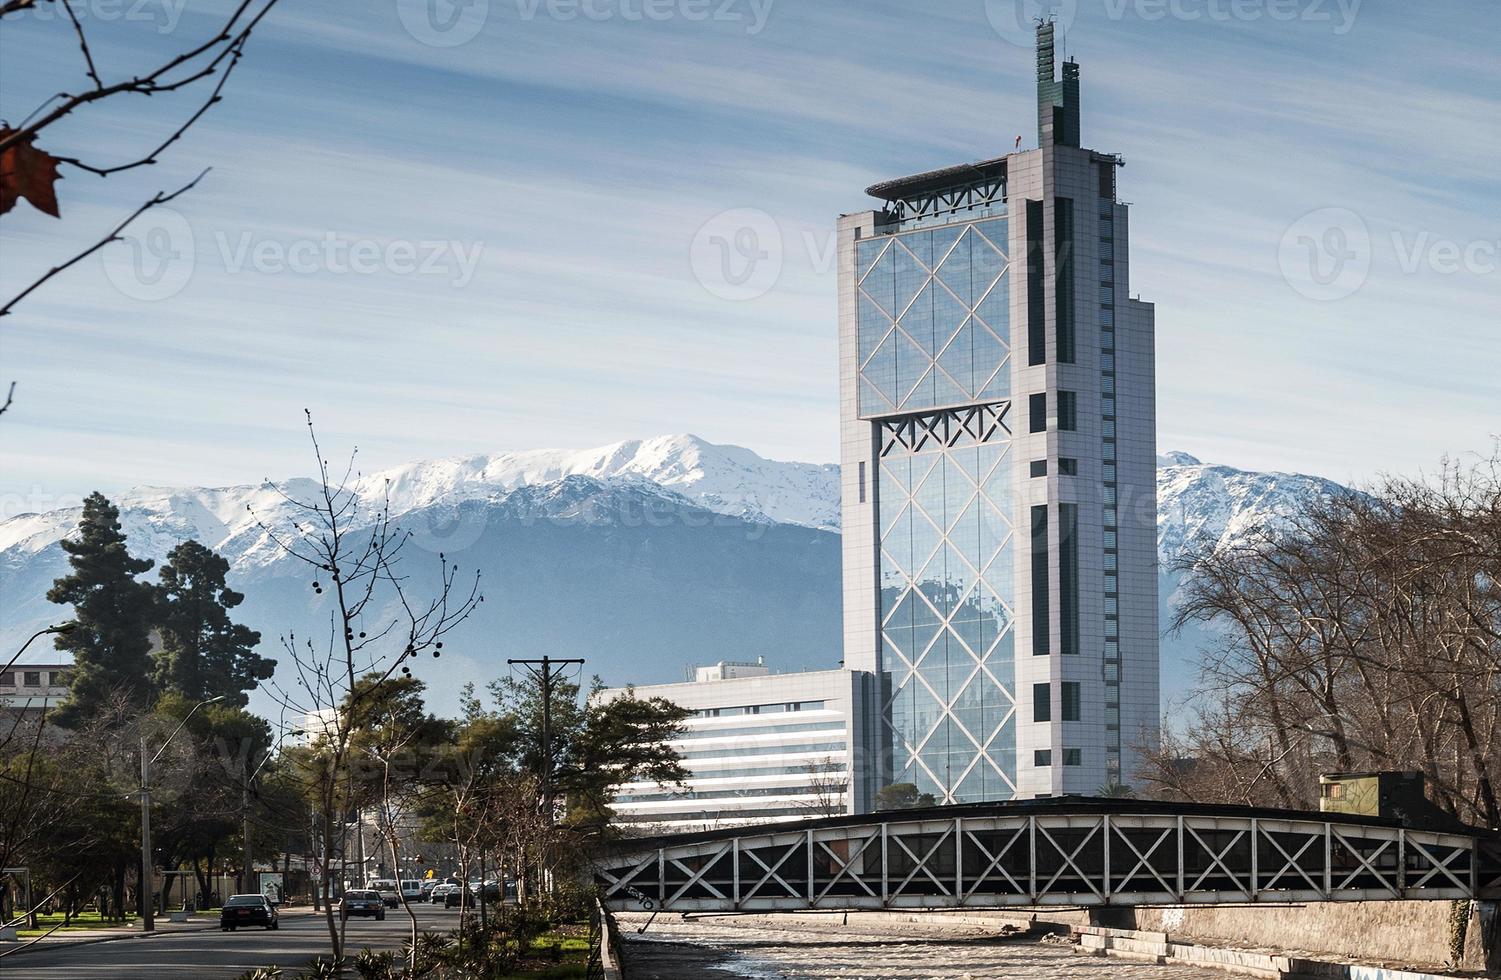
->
865;158;1010;203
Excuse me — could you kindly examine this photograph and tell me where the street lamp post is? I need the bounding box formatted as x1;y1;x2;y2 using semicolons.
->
2;622;75;678
140;695;224;932
241;728;303;896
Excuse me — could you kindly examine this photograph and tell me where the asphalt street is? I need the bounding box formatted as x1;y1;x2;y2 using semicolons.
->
0;904;464;979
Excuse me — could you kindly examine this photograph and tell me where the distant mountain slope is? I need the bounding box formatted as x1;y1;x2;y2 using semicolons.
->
0;437;1346;718
1154;452;1351;708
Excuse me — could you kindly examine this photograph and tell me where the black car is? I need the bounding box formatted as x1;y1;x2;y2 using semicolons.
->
220;894;279;931
340;889;387;921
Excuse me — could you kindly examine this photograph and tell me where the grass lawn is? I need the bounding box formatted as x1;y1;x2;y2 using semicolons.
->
494;926;592;979
15;910;140;938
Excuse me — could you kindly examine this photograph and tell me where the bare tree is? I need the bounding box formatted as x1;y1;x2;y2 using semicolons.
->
254;411;481;962
1140;448;1501;830
798;755;848;818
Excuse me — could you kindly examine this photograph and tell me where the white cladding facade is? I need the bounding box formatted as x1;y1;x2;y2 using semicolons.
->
838;25;1159;804
601;666;871;831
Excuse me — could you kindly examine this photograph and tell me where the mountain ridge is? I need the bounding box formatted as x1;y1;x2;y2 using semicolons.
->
0;435;1347;715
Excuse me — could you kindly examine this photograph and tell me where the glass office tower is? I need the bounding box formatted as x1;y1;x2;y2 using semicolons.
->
838;24;1159;806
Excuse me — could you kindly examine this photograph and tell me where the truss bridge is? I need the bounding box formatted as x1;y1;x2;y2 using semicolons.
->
597;799;1501;913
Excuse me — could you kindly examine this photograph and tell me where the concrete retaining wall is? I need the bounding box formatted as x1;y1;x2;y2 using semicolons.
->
1132;902;1455;970
1074;924;1471;980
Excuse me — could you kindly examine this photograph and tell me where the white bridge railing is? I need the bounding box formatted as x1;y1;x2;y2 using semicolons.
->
597;806;1501;913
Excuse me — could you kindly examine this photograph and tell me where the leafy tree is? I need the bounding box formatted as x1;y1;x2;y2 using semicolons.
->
565;687;690;834
344;673;448;759
492;675;689;836
47;492;156;726
153;540;273;706
874;782;936;811
9;696;143;922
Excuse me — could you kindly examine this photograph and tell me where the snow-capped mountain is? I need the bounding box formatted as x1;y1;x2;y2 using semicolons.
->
0;436;846;716
1153;452;1351;707
0;435;838;566
0;436;1346;717
363;435;840;533
1155;451;1349;567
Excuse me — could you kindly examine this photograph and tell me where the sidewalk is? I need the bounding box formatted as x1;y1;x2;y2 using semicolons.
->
1;905;318;955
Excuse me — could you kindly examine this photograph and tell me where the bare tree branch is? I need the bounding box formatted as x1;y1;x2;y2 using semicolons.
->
0;170;208;319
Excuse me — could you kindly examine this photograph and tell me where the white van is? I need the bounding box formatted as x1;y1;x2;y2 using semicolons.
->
400;880;423;903
365;879;400;908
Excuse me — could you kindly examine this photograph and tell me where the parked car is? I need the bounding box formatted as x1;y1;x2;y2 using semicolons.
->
365;879;401;908
418;880;437;901
340;889;386;921
400;880;423;903
429;882;456;905
468;879;501;901
220;894;279;931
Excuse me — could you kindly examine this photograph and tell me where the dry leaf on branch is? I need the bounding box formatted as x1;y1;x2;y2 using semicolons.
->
0;128;63;218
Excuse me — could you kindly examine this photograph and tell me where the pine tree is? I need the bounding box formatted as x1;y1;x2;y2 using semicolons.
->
154;539;272;706
46;492;157;727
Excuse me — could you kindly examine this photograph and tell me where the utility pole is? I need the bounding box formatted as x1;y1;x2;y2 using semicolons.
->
242;779;252;896
139;735;153;933
506;657;584;826
140;695;223;931
242;729;302;896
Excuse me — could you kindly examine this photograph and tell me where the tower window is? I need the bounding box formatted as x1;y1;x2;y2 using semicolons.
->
1033;683;1051;723
1030;460;1047;478
1027;199;1046;366
1055;197;1075;364
1061;682;1081;722
1058;391;1077;431
1029;393;1047;433
1031;505;1049;656
1060;504;1079;657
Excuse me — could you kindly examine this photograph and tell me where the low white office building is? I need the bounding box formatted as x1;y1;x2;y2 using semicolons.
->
0;662;71;713
600;662;873;832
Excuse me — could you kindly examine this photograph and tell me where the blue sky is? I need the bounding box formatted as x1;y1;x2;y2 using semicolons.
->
1;0;1497;512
